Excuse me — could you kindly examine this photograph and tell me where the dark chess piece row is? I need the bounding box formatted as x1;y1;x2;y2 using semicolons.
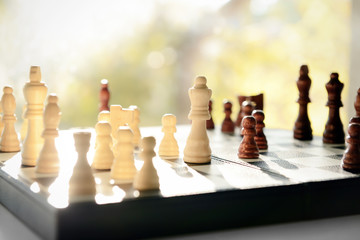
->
293;65;345;144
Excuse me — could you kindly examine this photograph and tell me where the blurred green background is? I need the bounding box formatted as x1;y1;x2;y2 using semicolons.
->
0;0;351;135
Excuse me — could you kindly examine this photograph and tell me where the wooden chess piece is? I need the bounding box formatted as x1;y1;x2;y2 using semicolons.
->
252;110;268;150
36;94;61;174
350;116;360;124
133;136;160;191
341;123;360;172
92;121;114;170
239;100;255;128
0;101;4;137
221;100;235;134
183;76;212;164
109;105;134;139
159;114;179;159
20;105;28;142
0;86;20;152
69;131;96;197
22;66;48;166
238;116;259;159
110;126;136;180
99;79;110;112
98;110;110;122
354;88;360;117
129;105;141;148
323;73;345;144
206;100;215;130
293;65;313;140
235;94;263;127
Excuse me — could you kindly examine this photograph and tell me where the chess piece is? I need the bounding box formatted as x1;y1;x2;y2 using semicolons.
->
293;65;313;140
36;94;61;174
98;110;110;122
323;73;345;144
252;110;267;150
0;101;4;137
238;116;259;159
236;94;263;127
110;105;134;139
20;105;28;141
159;114;179;159
350;116;360;124
111;126;136;180
133;136;159;191
206;100;215;130
341;123;360;172
99;79;110;112
0;86;20;152
238;100;255;129
183;76;212;164
129;105;141;148
92;121;114;170
354;88;360;117
22;66;48;166
221;100;235;134
69;131;96;197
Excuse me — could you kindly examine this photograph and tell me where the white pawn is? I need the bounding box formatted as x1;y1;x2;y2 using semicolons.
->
133;137;159;191
159;114;179;159
69;132;96;198
92;122;114;170
22;66;48;166
183;76;212;164
111;126;137;181
36;94;61;174
98;110;110;122
129;105;141;148
0;86;20;152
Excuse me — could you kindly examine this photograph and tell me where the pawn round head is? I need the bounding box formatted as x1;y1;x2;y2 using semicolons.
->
350;116;360;125
141;136;156;151
194;76;207;89
252;110;265;122
330;72;339;79
95;121;112;135
48;93;58;104
162;114;176;127
348;123;360;138
241;116;256;129
116;126;134;143
98;110;110;122
300;65;309;75
3;86;13;94
223;100;232;110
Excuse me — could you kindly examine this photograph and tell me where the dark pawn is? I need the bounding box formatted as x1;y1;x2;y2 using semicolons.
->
323;73;345;144
221;100;235;134
206;100;215;130
350;116;360;124
342;123;360;172
238;116;259;159
99;79;110;112
355;88;360;117
293;65;312;140
252;110;268;150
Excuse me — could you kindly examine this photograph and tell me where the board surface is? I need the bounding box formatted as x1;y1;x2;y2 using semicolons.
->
1;125;360;239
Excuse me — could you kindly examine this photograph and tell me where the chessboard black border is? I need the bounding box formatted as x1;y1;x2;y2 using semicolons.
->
2;160;360;240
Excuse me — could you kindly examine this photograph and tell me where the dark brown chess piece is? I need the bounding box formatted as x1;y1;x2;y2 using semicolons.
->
252;110;267;150
235;94;263;127
354;88;360;117
221;100;235;134
99;79;110;112
350;116;360;124
341;123;360;172
206;99;215;130
323;73;345;144
293;65;312;140
238;116;259;159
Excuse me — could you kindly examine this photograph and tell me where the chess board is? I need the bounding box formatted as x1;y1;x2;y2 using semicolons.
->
1;125;360;239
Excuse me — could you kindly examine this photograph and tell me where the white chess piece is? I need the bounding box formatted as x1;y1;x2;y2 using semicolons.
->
98;110;110;122
129;105;141;148
0;86;20;152
111;126;137;181
159;114;179;159
183;76;212;164
110;105;134;138
22;66;48;166
133;137;159;191
69;132;96;198
92;121;114;170
20;105;28;142
0;101;4;137
36;94;61;174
